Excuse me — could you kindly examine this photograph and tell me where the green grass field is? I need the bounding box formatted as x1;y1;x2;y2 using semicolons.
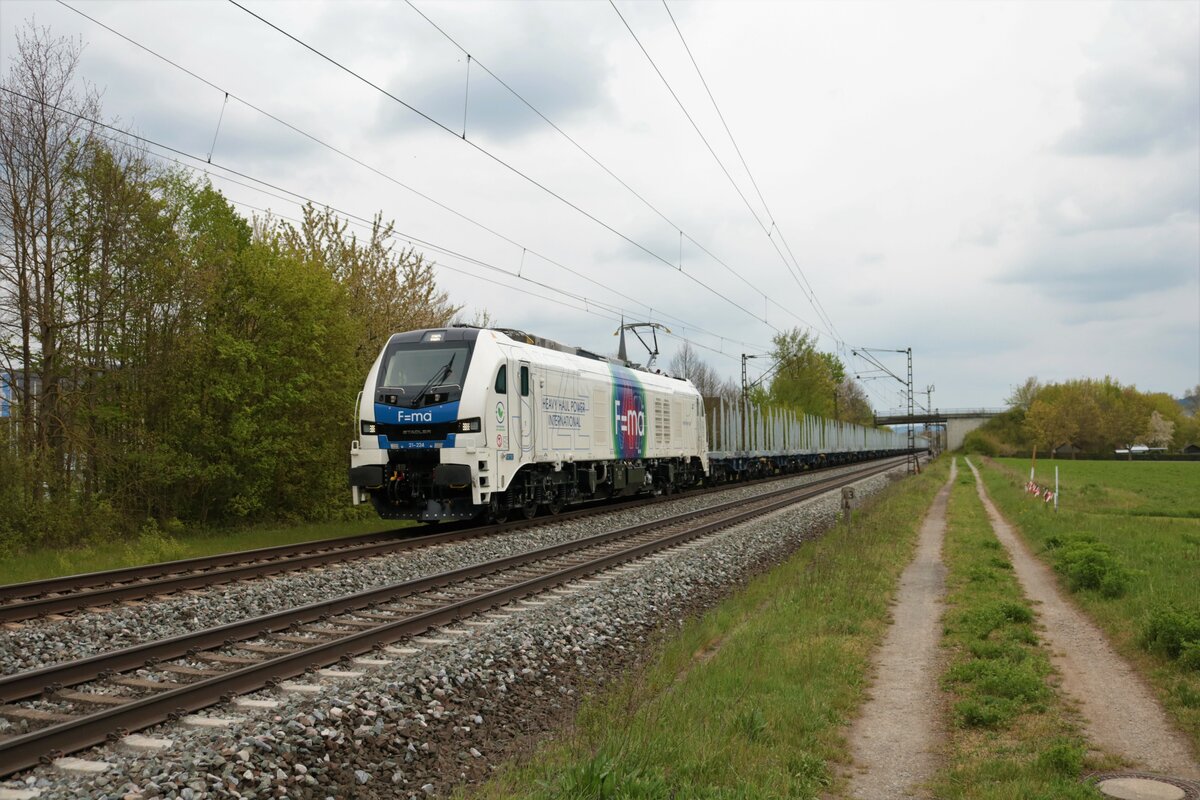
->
982;457;1200;749
930;463;1107;799
1000;458;1200;518
0;516;408;586
467;459;950;799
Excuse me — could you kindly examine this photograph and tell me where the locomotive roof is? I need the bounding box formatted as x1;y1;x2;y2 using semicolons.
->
388;325;690;383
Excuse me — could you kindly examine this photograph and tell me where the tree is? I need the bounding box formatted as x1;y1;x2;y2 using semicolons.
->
668;341;721;397
1025;397;1078;459
1005;376;1041;410
764;328;839;418
836;378;874;425
0;25;100;497
278;204;460;372
1145;411;1175;448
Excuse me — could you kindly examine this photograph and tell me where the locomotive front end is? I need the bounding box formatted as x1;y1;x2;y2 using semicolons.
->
349;328;491;522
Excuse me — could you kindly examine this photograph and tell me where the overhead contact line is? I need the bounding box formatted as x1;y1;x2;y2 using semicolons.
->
54;0;772;356
225;0;781;334
611;0;842;347
401;0;826;339
661;0;844;349
4;85;770;369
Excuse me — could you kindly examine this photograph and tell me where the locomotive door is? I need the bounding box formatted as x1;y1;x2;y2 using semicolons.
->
512;359;534;456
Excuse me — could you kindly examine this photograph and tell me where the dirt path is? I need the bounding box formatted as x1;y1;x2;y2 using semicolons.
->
964;458;1200;779
847;458;955;799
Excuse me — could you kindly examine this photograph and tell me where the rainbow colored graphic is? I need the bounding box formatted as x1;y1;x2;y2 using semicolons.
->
610;365;647;459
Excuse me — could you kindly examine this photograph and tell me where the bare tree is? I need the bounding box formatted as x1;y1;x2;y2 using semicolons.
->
1005;376;1041;411
667;341;721;397
0;24;100;494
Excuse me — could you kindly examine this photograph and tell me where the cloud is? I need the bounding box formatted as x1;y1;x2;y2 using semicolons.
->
1004;219;1198;304
372;4;611;143
1057;4;1199;157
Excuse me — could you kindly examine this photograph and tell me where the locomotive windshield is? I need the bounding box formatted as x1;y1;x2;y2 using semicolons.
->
378;343;472;390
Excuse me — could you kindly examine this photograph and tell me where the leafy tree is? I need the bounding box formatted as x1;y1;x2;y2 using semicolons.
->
1025;397;1077;459
764;328;839;418
278;204;459;372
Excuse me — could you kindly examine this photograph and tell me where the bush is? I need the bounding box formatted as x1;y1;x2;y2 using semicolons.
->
962;429;999;456
1052;539;1131;597
1140;606;1200;661
1179;642;1200;672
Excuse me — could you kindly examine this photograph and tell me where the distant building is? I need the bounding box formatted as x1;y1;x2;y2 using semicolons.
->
1183;443;1200;455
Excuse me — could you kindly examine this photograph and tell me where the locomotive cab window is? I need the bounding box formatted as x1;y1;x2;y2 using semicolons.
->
520;365;530;397
494;365;506;393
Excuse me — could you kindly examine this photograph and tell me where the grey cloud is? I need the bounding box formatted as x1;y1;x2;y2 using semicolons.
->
373;5;610;142
1057;7;1199;158
1039;160;1200;236
1005;221;1198;304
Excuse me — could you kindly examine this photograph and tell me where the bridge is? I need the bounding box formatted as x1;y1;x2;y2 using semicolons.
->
873;408;1006;452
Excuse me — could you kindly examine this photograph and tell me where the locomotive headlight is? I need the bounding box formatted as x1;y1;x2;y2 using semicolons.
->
360;421;378;435
458;417;481;433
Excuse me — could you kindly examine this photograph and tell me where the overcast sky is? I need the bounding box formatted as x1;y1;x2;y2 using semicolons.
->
2;0;1197;409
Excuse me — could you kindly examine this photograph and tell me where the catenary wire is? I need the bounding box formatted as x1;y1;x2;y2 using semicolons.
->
610;0;840;346
17;86;755;369
226;0;777;335
661;0;843;348
400;0;825;338
52;0;739;349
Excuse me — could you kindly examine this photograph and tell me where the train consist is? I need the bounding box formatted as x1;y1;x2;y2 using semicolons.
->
348;326;915;522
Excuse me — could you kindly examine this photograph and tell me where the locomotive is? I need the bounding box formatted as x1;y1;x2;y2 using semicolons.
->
348;326;708;522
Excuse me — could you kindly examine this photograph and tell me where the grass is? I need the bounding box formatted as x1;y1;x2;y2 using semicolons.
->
0;515;409;586
929;462;1109;799
981;457;1200;751
999;457;1200;518
465;457;951;800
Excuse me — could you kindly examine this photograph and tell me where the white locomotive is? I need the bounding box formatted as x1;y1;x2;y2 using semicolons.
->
349;326;708;522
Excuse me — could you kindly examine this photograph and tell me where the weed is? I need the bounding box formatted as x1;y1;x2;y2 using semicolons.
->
954;696;1016;728
1139;606;1200;661
787;752;830;789
1036;740;1085;776
1180;642;1200;672
551;753;669;800
967;640;1029;662
733;707;768;742
1051;539;1131;597
1174;682;1200;709
959;600;1035;639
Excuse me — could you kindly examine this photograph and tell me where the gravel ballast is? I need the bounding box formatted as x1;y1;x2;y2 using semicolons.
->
1;464;905;799
0;464;878;676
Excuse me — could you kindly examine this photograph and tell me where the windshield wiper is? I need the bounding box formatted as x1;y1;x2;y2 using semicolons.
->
410;354;455;408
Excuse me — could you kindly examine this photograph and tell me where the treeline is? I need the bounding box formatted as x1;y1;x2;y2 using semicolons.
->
965;377;1200;457
0;29;457;550
669;328;874;426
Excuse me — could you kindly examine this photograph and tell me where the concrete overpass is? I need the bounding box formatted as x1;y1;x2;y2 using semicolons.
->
873;408;1005;451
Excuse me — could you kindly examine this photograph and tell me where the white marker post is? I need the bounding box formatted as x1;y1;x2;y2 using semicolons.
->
1054;466;1059;513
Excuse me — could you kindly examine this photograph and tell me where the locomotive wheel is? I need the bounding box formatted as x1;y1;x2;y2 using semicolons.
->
546;494;565;515
517;497;539;519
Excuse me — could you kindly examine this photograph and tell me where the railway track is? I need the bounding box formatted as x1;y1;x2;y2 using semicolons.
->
0;458;897;623
0;456;903;777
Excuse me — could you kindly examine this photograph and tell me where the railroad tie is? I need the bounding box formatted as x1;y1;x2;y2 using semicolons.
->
55;689;132;706
0;706;74;723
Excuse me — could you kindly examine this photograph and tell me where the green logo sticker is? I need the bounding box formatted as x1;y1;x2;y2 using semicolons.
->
496;402;505;423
